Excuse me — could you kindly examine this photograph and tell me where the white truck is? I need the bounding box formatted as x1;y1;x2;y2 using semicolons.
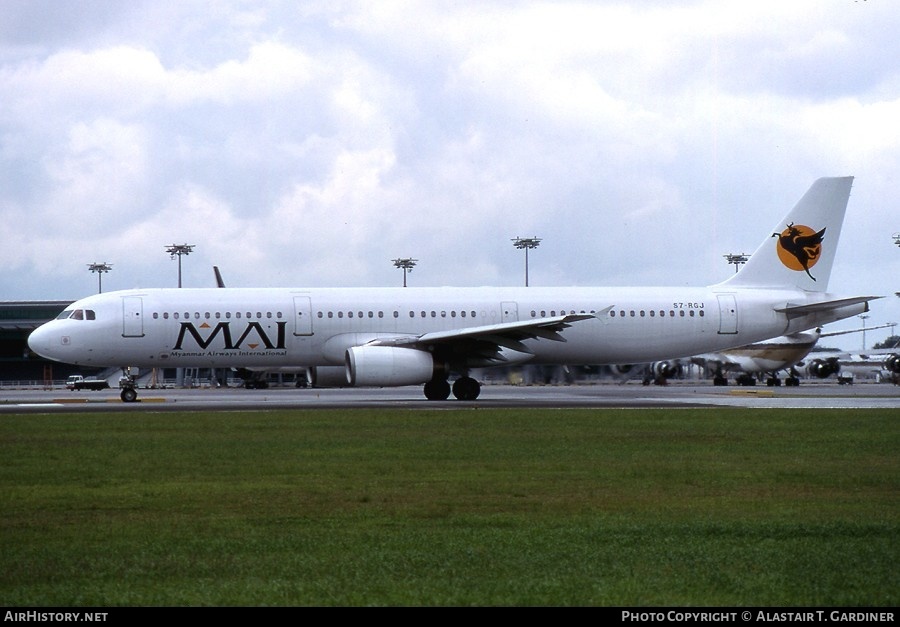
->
65;375;110;391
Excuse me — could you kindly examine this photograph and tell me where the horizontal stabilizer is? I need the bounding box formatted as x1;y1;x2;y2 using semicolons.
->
776;296;881;320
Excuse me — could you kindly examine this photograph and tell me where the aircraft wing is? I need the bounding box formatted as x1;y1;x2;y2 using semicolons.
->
368;309;608;364
819;322;895;338
691;353;743;371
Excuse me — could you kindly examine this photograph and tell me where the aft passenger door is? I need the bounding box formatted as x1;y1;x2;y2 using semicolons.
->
716;294;738;335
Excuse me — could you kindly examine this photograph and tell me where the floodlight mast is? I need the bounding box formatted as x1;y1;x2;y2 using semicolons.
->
859;314;869;351
392;258;418;287
512;237;541;287
166;244;195;288
87;262;112;293
724;253;749;274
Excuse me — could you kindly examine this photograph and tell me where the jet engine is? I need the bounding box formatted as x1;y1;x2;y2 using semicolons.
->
306;366;352;388
345;346;435;387
806;357;840;379
639;360;683;385
649;360;682;380
884;354;900;374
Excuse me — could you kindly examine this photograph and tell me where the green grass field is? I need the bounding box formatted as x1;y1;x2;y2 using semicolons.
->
1;407;896;606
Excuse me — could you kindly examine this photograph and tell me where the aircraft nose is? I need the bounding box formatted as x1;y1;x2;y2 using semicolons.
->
27;323;63;361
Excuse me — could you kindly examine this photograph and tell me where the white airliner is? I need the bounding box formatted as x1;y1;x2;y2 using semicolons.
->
611;330;826;387
28;177;879;402
814;348;900;384
687;323;897;386
695;329;840;386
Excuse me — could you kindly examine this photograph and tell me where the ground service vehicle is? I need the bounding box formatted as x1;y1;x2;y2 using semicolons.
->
65;375;110;391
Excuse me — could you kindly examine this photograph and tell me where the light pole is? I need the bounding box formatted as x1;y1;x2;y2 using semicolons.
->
724;253;749;274
392;258;417;287
512;237;541;287
859;314;869;351
166;244;194;389
166;243;195;288
87;262;112;293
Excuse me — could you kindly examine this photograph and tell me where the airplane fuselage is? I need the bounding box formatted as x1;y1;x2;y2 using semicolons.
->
28;285;866;371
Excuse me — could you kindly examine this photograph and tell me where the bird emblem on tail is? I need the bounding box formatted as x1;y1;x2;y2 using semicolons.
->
772;222;826;281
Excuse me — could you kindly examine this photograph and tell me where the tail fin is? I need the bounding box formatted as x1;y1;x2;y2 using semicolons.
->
716;176;853;292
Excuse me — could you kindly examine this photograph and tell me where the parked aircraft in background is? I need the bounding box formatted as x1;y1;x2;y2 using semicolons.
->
697;324;897;386
614;324;895;387
613;330;824;387
611;331;823;386
816;348;900;384
29;177;879;402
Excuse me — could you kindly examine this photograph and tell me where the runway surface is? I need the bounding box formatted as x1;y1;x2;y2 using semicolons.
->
2;380;898;412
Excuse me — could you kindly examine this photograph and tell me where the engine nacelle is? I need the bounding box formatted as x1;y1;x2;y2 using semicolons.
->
884;354;900;374
346;346;435;387
807;357;840;379
306;366;351;388
649;360;682;379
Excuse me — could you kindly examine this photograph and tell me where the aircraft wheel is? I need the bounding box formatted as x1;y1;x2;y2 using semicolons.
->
452;377;481;401
424;379;451;401
120;387;138;403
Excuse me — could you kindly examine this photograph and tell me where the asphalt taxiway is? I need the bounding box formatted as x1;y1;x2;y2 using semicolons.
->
1;380;898;413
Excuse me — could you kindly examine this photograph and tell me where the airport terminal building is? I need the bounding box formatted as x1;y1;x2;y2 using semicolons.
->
0;301;99;384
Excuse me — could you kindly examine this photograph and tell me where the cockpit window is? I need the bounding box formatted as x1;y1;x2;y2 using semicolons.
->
55;309;97;321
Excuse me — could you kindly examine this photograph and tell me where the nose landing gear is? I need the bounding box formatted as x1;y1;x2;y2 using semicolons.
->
119;369;139;403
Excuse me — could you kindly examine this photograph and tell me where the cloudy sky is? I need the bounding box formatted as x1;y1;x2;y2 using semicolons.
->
2;0;898;349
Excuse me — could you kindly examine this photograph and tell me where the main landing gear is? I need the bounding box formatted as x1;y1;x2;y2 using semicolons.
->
423;375;481;401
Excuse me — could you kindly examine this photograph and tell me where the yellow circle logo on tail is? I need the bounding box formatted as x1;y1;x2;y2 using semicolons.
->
772;223;826;281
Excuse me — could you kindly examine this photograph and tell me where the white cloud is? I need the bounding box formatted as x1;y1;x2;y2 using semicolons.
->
165;42;316;105
1;0;898;346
